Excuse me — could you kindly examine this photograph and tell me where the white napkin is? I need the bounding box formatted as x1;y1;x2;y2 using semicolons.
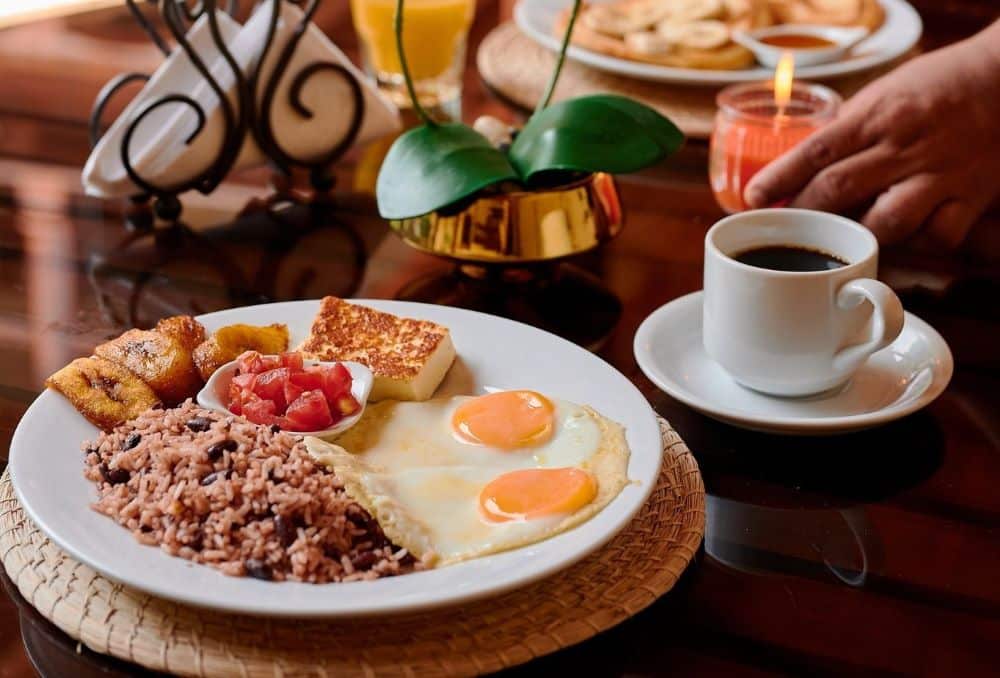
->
82;5;401;198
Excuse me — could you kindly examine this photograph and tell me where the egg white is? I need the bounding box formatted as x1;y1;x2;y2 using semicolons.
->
306;395;631;566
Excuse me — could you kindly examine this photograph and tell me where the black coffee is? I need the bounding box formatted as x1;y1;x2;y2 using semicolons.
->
733;245;847;272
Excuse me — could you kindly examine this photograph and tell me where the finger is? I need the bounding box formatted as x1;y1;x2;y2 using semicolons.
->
921;199;982;250
743;109;872;209
861;174;947;246
788;144;901;213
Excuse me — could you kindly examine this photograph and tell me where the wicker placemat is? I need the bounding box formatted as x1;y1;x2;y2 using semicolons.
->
478;22;904;139
0;417;703;677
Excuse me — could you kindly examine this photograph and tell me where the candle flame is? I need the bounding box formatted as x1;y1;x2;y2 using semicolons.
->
774;51;795;112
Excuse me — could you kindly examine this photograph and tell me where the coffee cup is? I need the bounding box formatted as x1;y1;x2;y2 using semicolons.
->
703;208;904;397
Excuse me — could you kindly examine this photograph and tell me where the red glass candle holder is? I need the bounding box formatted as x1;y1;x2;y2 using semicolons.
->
709;81;841;213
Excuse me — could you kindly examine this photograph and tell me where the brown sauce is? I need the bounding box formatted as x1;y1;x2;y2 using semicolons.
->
759;34;837;49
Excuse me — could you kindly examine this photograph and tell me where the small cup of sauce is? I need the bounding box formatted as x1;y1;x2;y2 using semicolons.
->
732;24;869;67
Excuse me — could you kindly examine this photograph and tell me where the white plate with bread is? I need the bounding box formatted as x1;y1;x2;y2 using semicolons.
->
9;299;662;617
515;0;922;85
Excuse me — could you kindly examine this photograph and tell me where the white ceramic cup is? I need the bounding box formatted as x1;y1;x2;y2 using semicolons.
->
703;208;905;397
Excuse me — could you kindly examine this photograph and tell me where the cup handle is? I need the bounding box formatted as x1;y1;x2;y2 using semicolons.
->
832;278;905;373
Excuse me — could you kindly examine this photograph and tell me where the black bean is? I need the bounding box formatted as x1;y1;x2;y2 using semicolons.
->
345;507;368;528
206;439;238;461
398;552;417;566
84;446;98;456
185;527;205;551
269;424;281;434
139;525;153;534
274;515;295;547
351;537;373;549
99;463;130;485
350;552;378;570
186;417;212;432
122;433;142;450
245;558;273;581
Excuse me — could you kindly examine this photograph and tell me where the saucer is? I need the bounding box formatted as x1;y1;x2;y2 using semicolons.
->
633;291;953;435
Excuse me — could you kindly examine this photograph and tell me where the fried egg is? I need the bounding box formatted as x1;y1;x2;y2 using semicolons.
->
305;391;630;566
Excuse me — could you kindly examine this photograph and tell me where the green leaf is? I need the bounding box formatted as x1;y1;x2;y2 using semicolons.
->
509;95;684;182
376;123;520;220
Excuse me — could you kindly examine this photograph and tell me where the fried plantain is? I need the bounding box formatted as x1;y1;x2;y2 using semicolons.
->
94;329;203;405
154;315;207;352
192;323;290;381
46;356;160;431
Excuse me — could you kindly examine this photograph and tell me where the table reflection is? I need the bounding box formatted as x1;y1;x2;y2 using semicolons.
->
87;199;369;329
667;404;945;590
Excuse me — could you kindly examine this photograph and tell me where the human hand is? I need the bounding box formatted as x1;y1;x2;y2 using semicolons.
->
743;22;1000;249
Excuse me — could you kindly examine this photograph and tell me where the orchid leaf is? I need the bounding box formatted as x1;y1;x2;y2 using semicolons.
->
376;123;519;220
509;95;684;182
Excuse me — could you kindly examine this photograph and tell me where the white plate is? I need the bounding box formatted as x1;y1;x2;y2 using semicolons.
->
515;0;922;86
9;300;661;618
634;291;952;434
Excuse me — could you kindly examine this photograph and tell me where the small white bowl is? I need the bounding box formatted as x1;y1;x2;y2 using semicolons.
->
732;24;869;68
196;357;373;440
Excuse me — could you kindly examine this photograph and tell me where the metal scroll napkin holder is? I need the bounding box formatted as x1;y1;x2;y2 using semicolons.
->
89;0;364;221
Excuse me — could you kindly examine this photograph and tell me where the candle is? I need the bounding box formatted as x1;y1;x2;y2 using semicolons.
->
709;53;841;214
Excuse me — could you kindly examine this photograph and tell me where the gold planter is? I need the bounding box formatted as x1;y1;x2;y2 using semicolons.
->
388;173;623;264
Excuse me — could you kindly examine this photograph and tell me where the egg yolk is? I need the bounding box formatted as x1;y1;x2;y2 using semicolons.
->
479;468;597;522
452;391;555;449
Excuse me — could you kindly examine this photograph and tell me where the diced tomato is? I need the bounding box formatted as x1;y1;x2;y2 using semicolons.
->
283;379;305;407
237;350;265;375
228;352;356;431
227;381;244;415
321;363;352;402
237;350;284;375
280;352;304;371
289;370;324;393
242;397;277;425
231;372;256;390
252;368;290;409
259;355;282;372
235;389;261;413
285;390;334;431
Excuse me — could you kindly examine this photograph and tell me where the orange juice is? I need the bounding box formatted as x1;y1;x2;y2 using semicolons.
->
350;0;476;81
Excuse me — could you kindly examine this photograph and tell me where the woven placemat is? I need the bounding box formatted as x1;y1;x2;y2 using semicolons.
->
0;417;703;677
478;22;904;139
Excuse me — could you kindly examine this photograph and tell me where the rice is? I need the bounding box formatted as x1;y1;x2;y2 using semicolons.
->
83;400;423;582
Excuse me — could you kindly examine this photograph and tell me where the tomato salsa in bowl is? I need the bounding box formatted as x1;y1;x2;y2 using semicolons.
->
196;351;373;438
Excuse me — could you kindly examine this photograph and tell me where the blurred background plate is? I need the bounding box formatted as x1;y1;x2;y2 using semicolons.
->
515;0;922;85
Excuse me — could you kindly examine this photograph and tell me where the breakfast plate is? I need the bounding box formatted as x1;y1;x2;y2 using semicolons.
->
515;0;922;85
634;291;953;434
9;300;661;617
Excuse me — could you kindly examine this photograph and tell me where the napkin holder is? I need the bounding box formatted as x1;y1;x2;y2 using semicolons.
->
87;0;400;221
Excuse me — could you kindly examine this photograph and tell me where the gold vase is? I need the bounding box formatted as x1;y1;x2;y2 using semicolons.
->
388;172;623;264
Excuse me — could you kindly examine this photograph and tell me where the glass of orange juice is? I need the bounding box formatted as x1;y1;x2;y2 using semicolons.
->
350;0;476;120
